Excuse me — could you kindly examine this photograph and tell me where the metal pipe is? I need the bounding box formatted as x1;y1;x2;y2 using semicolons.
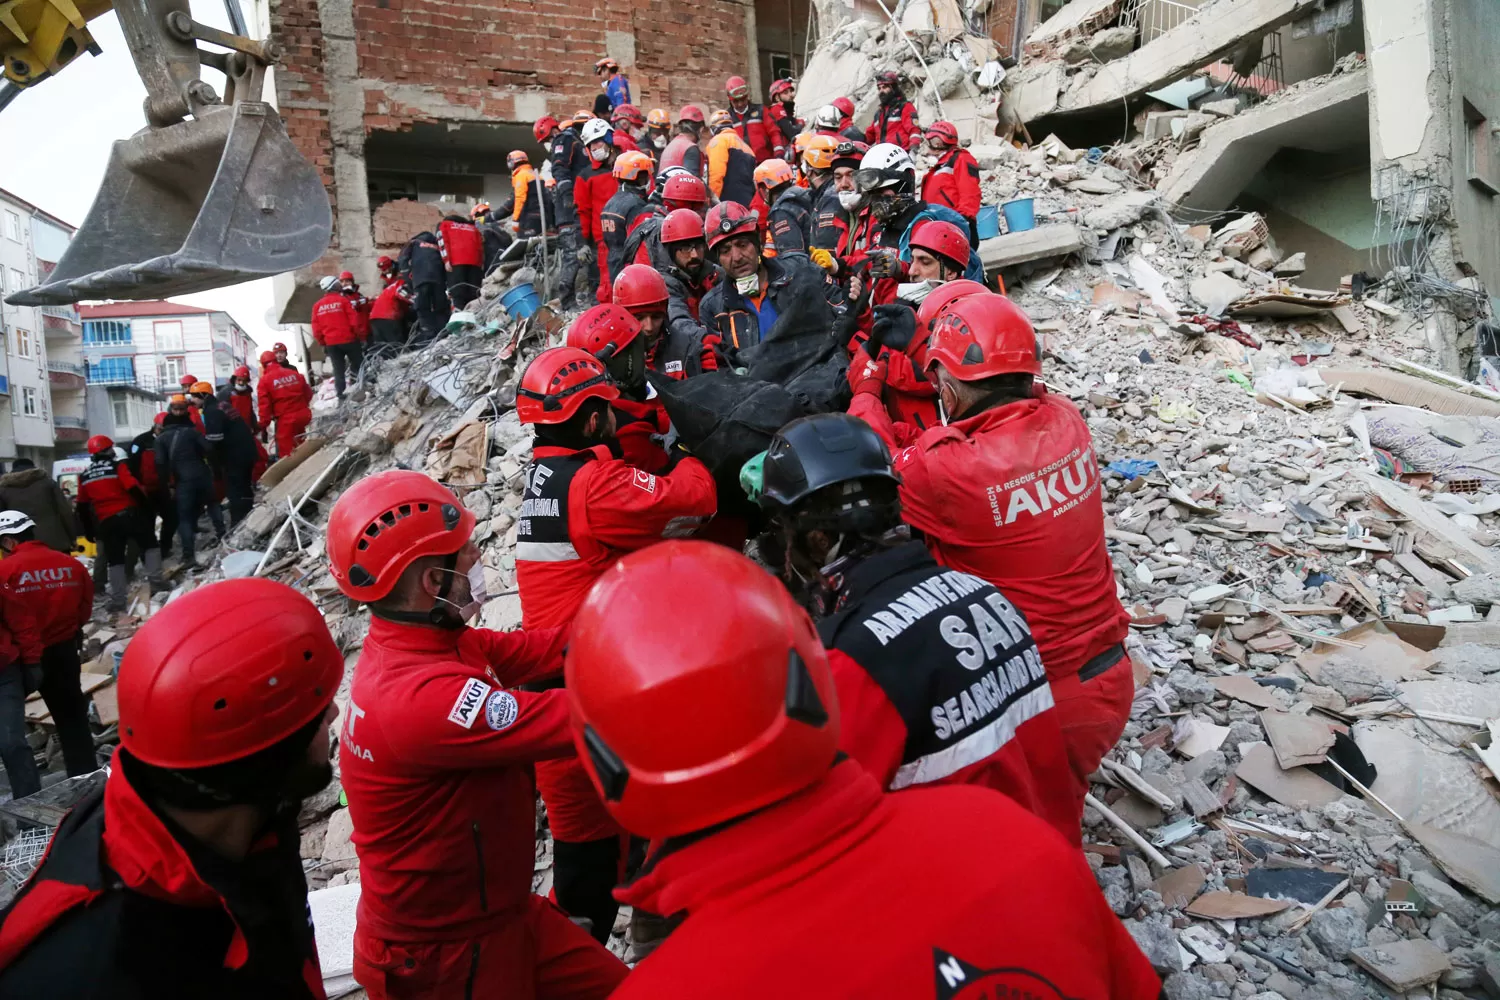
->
254;447;350;575
871;0;945;122
222;0;249;37
535;174;550;303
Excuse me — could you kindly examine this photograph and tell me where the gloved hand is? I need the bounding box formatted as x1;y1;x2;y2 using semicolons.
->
662;441;695;472
869;303;918;353
739;450;767;503
867;247;902;280
576;244;595;264
810;248;838;274
848;349;887;397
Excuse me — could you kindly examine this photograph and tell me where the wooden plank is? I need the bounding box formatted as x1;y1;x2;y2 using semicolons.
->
1393;552;1454;596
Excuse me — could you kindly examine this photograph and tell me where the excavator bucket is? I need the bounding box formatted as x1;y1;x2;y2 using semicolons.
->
6;100;331;306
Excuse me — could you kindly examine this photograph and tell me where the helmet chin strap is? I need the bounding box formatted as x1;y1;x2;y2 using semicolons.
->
372;551;466;629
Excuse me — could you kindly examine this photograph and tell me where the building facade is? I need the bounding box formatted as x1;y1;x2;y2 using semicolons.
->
77;301;256;443
0;187;77;468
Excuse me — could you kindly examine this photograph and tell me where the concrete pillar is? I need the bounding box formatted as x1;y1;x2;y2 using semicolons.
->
741;0;764;100
316;0;378;290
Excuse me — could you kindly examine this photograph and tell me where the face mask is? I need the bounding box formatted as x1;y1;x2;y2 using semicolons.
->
590;146;609;162
896;279;940;304
838;190;866;212
735;273;760;296
653;134;667;149
436;562;491;622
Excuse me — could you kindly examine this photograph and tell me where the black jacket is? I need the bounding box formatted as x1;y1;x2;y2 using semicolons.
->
154;417;215;486
550;128;591;227
699;253;842;362
0;468;79;553
601;186;649;283
768;186;815;256
199;399;259;468
398;231;445;287
641;219;726;376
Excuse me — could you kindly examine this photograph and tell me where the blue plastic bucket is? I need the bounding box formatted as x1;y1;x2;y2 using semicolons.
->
1001;197;1036;233
976;205;1001;240
500;282;541;319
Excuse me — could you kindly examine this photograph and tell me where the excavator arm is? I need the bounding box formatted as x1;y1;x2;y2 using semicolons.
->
0;0;331;306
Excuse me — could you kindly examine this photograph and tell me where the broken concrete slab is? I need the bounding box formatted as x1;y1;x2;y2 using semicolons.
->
1015;0;1325;125
1349;938;1451;992
1234;742;1343;809
1159;70;1370;213
978;223;1086;270
1260;708;1335;769
1024;0;1124;57
1357;726;1500;850
1058;24;1138;64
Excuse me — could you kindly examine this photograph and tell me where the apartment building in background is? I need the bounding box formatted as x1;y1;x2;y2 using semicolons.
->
0;187;77;467
78;301;256;445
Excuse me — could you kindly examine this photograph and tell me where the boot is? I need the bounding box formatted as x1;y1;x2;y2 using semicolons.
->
107;564;128;613
143;548;169;593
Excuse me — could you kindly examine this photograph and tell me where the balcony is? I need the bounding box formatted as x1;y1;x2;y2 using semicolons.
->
52;415;88;443
47;360;86;391
42;312;80;338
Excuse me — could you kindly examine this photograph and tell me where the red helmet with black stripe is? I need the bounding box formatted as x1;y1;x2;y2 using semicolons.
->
924;293;1041;380
516;346;621;425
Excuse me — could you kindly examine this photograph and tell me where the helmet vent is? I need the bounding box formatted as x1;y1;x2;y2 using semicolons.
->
348;564;375;588
213;698;227;711
963;343;985;366
441;504;461;530
583;724;629;801
784;650;829;727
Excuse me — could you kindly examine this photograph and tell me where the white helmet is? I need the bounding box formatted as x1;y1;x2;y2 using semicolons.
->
813;104;842;131
319;275;340;291
580;118;613;146
862;142;914;177
0;510;35;537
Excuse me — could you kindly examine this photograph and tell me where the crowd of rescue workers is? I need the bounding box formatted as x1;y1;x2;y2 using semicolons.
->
0;61;1166;999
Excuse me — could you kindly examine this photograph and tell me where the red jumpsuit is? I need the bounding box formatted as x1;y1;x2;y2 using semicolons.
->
311;292;361;347
436;219;484;268
612;761;1160;999
920;147;982;223
851;386;1132;825
516;444;715;927
343;618;626;1000
865;99;922;150
0;541;92;659
821;540;1076;841
573;163;619;304
257;363;314;459
726;102;776;162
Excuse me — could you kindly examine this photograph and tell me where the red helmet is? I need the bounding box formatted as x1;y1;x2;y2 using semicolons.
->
876;71;902;88
909;219;970;273
924;121;959;147
832;96;855;118
917;278;988;327
704;201;759;252
273;342;287;352
517;347;620;425
725;75;749;98
612;103;644;127
677;105;705;125
567;304;643;358
612;265;668;315
533;115;559;142
179;374;197;388
152;411;167;427
565;541;838;839
925;293;1041;380
118;578;341;769
594;57;619;74
339;270;354;281
661;172;708;207
768;77;795;100
259;350;275;365
377;255;395;270
87;435;114;455
327;470;476;603
660;208;706;245
233;365;250;378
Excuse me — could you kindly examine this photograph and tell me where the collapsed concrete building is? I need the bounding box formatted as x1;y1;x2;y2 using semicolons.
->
1001;0;1500;375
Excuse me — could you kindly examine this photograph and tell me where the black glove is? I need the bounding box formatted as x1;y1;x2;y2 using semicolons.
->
867;247;902;280
870;303;918;353
663;442;694;473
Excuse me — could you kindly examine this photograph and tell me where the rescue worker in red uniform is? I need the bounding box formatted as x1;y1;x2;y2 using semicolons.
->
514;347;716;943
575;118;621;304
614;263;719;380
865;70;922;150
257;353;314;460
652;210;723;378
850;293;1133;825
757;413;1077;840
659;106;706;180
0;510;94;796
369;263;412;359
724;75;776;162
340;269;373;338
219;365;257;427
608;104;645;153
920;121;982;244
75;434;163;612
564;540;1161;999
437;213;485;310
566;304;670;474
312;274;365;401
326;471;627;999
0;578;341;996
765;77;801;155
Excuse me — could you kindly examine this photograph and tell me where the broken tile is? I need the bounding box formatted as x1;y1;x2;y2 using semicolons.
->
1259;709;1336;769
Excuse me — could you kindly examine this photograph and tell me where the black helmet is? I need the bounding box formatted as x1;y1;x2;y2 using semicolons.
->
760;414;900;531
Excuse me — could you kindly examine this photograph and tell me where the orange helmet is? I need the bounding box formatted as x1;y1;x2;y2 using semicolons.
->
646;108;671;128
327;471;475;604
190;381;213;395
516;347;620;425
506;150;529;171
925;293;1041;380
708;109;733;132
753;158;796;189
567;304;643;358
801;134;839;171
565;541;838;839
612;151;655;185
